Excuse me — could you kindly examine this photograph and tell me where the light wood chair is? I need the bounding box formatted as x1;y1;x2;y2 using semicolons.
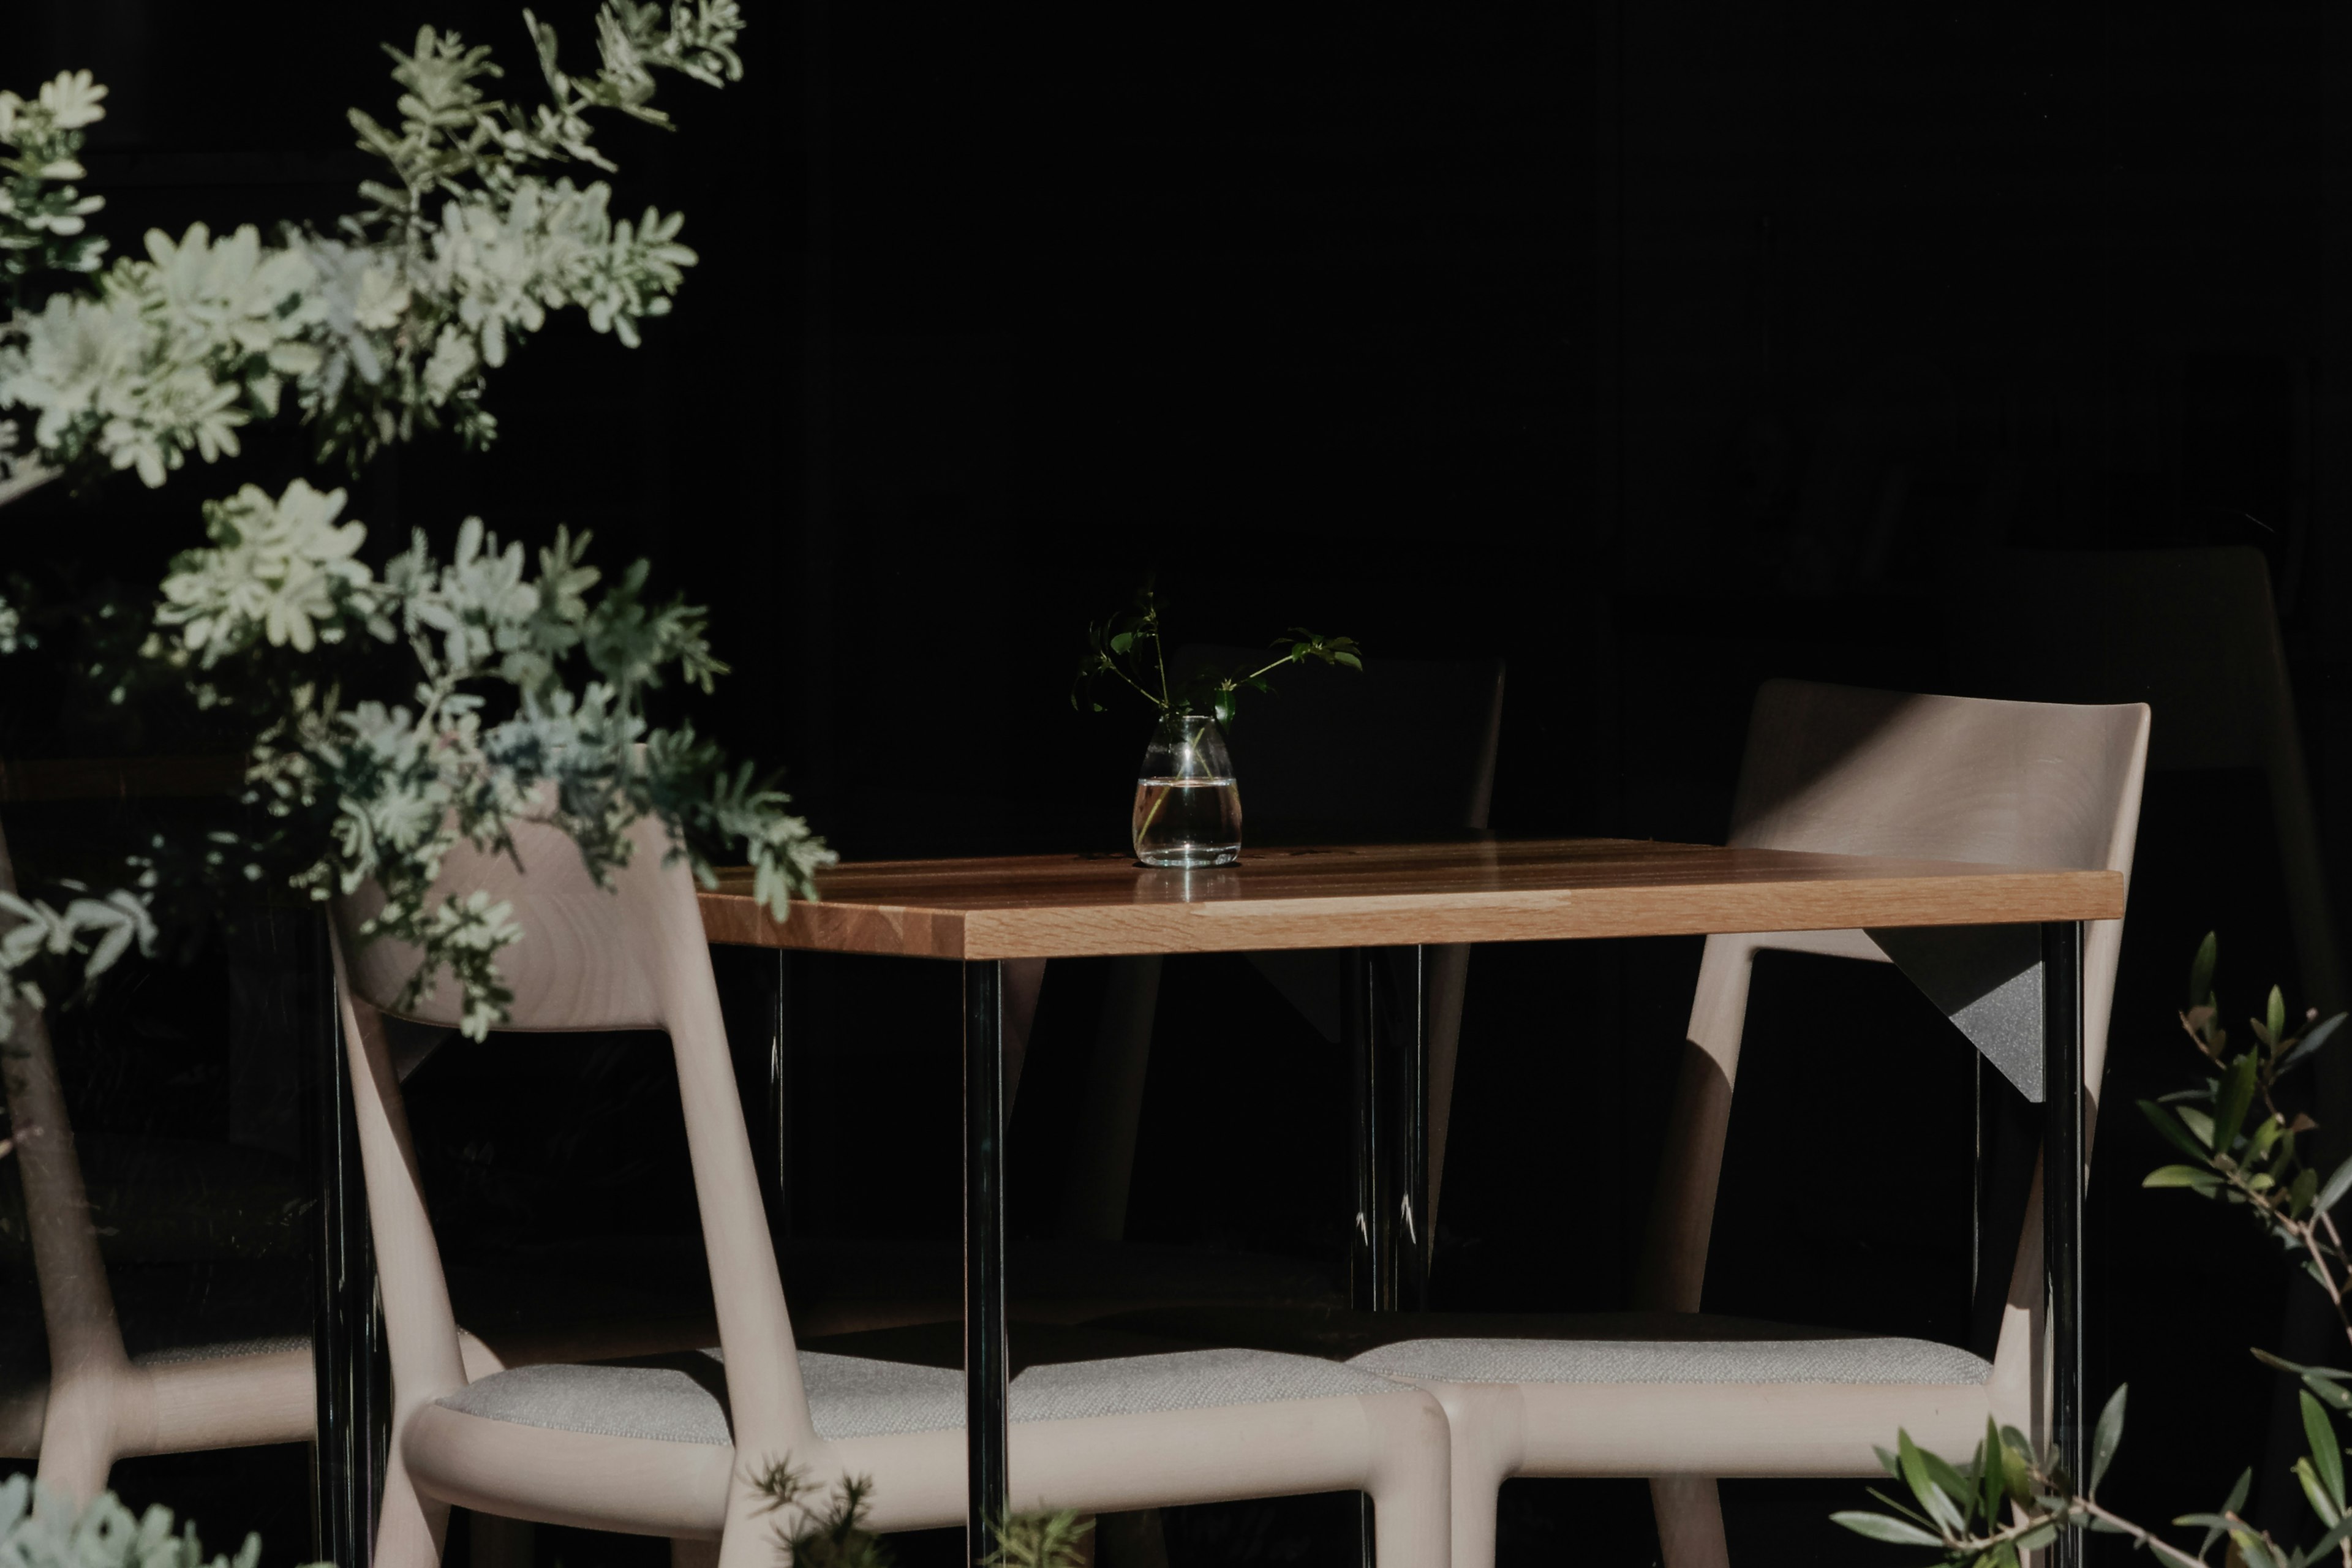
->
0;819;318;1500
1103;679;2149;1567
334;809;1454;1568
0;810;623;1503
1940;543;2341;1531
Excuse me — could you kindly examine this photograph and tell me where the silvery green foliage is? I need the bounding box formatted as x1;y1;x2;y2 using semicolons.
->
0;1475;280;1568
0;7;828;1046
0;72;108;306
0;1;740;488
0;888;157;1043
149;480;831;1039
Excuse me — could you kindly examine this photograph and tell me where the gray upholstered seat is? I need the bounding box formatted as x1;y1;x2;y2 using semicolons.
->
1091;1306;1993;1388
436;1346;1406;1446
1346;1320;1991;1387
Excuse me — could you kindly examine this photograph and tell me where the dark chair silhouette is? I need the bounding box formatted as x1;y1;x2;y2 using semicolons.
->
1057;647;1507;1251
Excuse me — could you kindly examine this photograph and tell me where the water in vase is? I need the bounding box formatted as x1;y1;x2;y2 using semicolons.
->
1132;776;1243;867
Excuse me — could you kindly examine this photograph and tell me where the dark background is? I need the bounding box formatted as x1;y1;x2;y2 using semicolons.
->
7;0;2351;1562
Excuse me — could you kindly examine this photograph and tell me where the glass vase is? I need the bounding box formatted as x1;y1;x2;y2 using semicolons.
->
1132;711;1243;867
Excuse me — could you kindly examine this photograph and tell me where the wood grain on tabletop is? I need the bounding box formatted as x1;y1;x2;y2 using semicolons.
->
698;838;2127;960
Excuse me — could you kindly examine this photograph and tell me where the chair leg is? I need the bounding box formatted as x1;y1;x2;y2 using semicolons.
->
372;1459;451;1568
1445;1461;1502;1568
1651;1475;1730;1568
1360;1394;1453;1567
1368;1479;1450;1568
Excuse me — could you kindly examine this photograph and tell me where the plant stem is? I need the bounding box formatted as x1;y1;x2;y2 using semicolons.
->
1235;651;1303;687
2072;1496;2241;1567
1102;658;1165;712
1144;590;1170;710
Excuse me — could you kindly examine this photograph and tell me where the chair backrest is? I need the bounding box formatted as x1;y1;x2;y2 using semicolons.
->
332;812;816;1461
1170;645;1505;836
0;817;133;1498
1641;680;2148;1419
1939;545;2340;1009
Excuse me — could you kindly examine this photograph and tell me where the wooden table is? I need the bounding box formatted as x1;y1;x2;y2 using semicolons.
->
701;839;2124;1567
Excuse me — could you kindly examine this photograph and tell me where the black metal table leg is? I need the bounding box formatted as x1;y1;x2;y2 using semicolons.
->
1348;949;1378;1311
305;910;379;1568
1395;946;1430;1313
765;949;793;1237
1347;946;1431;1313
1348;946;1429;1562
965;959;1009;1566
2043;921;2084;1568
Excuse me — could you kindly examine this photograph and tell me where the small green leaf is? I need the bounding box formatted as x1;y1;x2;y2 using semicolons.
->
1919;1446;1973;1507
2293;1166;2321;1215
2269;986;2289;1045
2214;1051;2260;1155
1978;1419;2004;1526
2283;1012;2348;1074
2089;1385;2125;1492
1829;1512;1943;1547
2295;1456;2343;1528
1863;1487;1938;1529
1898;1430;1965;1532
1109;631;1134;654
2316;1155;2352;1217
2192;931;2218;1005
2143;1164;2221;1193
1333;649;1363;670
1871;1444;1901;1479
2248;1115;2286;1163
2139;1100;2214;1161
2177;1105;2218;1147
2000;1438;2034;1503
2307;1391;2346;1510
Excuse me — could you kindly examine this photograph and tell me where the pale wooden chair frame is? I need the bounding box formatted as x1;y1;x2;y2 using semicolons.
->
335;810;1453;1568
0;819;516;1499
1399;680;2149;1567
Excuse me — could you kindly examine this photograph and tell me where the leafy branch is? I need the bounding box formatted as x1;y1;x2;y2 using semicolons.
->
1072;579;1361;728
752;1460;892;1567
0;2;742;496
143;483;832;1038
750;1460;1091;1568
0;1474;311;1568
1838;934;2352;1566
0;10;834;1048
0;72;108;312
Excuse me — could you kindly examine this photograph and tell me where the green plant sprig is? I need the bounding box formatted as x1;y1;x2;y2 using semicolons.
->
751;1460;892;1567
749;1458;1091;1568
1837;935;2352;1567
1072;579;1361;728
2139;932;2352;1346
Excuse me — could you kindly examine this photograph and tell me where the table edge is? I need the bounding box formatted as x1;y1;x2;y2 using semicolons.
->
699;865;2127;959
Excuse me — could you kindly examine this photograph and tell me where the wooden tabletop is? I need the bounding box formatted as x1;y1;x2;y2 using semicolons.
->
698;839;2125;960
